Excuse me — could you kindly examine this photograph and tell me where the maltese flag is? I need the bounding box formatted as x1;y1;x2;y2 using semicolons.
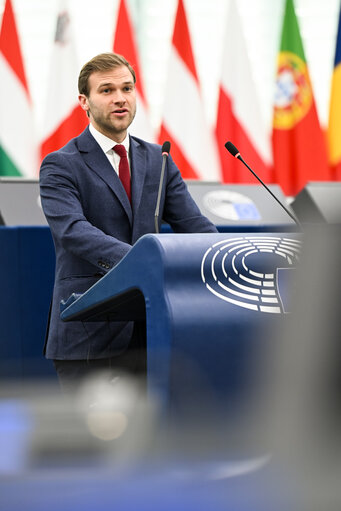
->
113;0;155;142
215;0;272;183
159;0;221;180
40;0;88;162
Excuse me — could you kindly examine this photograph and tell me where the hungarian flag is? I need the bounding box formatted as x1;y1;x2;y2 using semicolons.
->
328;5;341;180
113;0;154;142
40;0;88;162
272;0;330;196
158;0;221;180
216;0;272;184
0;0;38;176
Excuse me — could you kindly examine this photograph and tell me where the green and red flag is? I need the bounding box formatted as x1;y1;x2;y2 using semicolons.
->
0;0;37;176
272;0;330;196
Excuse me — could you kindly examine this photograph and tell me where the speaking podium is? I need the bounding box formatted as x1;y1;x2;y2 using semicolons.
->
61;232;301;410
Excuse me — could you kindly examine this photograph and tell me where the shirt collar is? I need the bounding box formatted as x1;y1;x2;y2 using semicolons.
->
89;123;130;154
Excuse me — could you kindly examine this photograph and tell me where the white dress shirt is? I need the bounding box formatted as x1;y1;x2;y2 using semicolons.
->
89;123;131;175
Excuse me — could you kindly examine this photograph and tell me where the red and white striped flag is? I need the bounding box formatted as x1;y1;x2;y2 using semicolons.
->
215;0;272;184
159;0;221;180
113;0;154;142
0;0;38;176
40;0;88;162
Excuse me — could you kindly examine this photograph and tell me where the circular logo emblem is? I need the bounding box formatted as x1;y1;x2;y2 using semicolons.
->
273;51;312;130
203;190;261;221
201;236;301;314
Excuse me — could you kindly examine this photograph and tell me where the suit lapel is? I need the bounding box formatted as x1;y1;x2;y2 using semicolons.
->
77;128;133;224
130;136;147;217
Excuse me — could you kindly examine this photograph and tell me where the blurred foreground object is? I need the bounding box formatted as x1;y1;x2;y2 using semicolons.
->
261;224;341;510
1;228;341;509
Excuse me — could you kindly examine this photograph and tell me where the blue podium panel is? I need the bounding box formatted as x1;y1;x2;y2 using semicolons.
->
61;233;302;410
0;228;22;375
0;226;56;378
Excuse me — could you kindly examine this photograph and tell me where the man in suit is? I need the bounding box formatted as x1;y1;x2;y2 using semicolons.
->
39;52;217;391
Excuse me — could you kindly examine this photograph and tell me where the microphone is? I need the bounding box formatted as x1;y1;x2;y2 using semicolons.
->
155;141;171;233
224;141;302;229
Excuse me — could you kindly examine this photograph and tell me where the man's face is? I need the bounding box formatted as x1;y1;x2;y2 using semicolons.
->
79;65;136;142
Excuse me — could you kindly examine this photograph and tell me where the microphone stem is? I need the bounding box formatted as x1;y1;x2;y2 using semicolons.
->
238;155;303;230
155;154;167;233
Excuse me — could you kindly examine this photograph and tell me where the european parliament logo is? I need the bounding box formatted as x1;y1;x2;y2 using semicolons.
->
201;236;301;314
203;190;261;221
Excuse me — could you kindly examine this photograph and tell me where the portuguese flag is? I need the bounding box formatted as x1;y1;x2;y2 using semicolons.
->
272;0;330;196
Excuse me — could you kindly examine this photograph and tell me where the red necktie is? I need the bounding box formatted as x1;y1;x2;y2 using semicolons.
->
113;144;131;203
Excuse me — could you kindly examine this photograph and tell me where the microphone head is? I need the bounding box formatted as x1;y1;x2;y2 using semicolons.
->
161;141;171;155
225;141;240;157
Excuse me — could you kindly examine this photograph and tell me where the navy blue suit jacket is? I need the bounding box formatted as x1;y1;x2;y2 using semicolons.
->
39;127;217;360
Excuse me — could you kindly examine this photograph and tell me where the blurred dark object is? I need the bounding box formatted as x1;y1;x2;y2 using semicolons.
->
291;182;341;224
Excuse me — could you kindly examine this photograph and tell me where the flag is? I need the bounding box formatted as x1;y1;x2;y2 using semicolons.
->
0;0;38;176
272;0;330;196
215;0;272;184
40;0;88;162
113;0;154;142
158;0;221;180
328;4;341;180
